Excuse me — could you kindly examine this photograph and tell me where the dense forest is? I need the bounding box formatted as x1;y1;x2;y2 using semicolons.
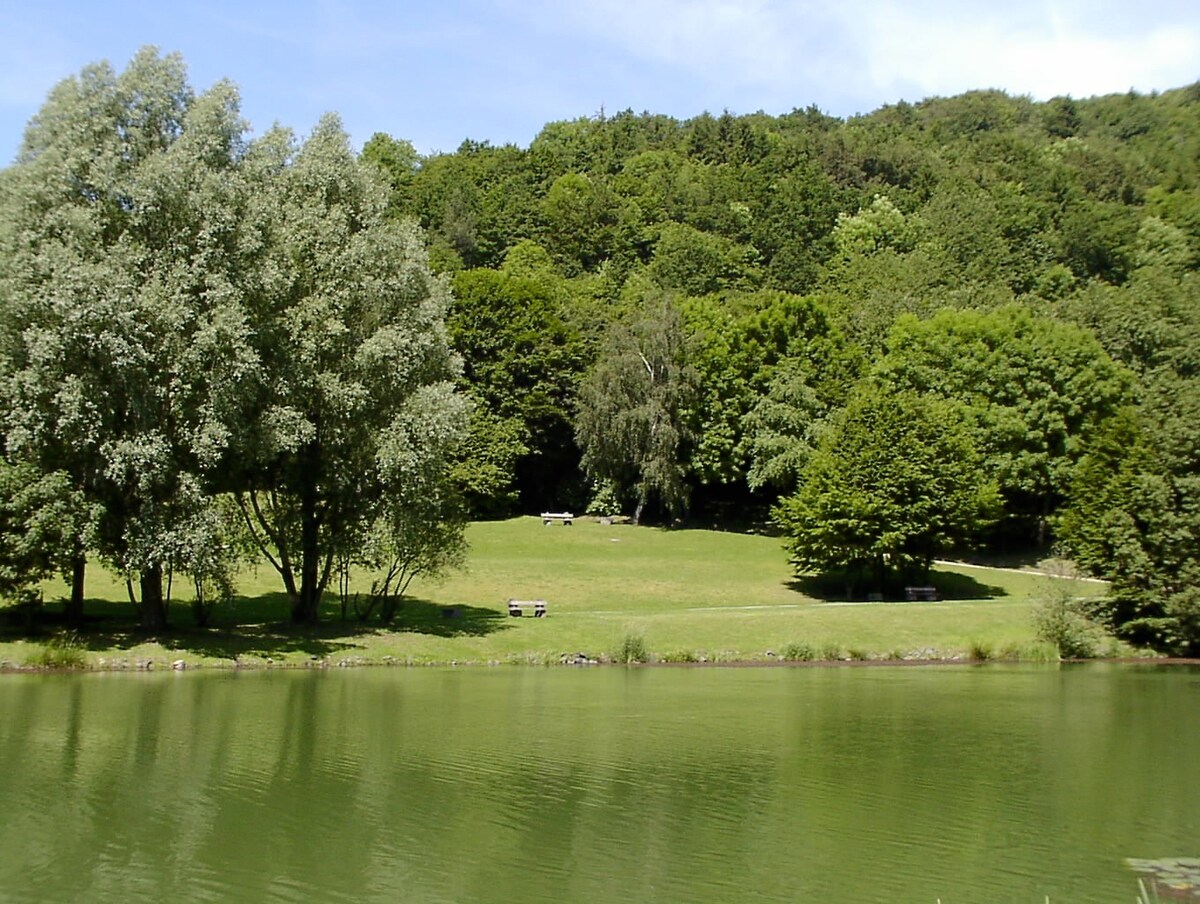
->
363;83;1200;653
2;49;1198;653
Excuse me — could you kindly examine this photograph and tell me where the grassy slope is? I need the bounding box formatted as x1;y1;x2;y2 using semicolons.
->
1;517;1109;669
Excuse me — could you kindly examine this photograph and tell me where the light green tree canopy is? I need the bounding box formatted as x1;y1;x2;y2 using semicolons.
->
0;48;258;630
874;305;1134;542
235;114;468;626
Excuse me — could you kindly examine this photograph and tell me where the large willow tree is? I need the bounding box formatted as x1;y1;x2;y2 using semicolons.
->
0;49;260;630
235;115;467;626
1;49;467;629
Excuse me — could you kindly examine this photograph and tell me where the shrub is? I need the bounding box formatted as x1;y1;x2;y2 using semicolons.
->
968;639;994;661
30;631;87;670
659;649;699;663
1033;593;1102;659
614;632;649;664
821;643;843;661
781;641;817;661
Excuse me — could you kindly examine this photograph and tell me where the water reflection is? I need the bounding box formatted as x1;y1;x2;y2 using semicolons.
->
0;665;1196;903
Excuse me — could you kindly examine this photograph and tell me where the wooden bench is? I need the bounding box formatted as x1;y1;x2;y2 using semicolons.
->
905;586;941;601
508;599;547;617
541;512;573;525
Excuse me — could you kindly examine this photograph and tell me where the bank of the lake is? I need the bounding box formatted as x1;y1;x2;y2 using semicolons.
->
2;517;1126;672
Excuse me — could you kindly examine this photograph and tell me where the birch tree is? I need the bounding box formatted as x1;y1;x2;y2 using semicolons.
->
575;298;695;524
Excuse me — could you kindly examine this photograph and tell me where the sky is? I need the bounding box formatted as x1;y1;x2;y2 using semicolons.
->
2;0;1198;163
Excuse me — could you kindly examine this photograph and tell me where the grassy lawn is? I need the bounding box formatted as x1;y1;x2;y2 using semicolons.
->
1;516;1114;670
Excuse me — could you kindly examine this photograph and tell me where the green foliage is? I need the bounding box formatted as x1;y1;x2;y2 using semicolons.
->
658;649;700;663
232;115;468;625
448;266;584;512
647;222;762;295
967;639;995;661
0;48;258;630
29;631;87;670
680;290;858;496
832;195;925;257
876;305;1135;542
575;298;697;523
614;632;649;664
774;387;999;595
781;641;817;661
449;408;527;516
0;462;65;601
541;172;628;273
1058;384;1200;655
0;49;468;629
584;479;622;517
1032;592;1102;659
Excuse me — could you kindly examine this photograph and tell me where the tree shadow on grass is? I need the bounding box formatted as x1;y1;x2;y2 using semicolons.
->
379;598;509;638
3;593;509;662
787;570;1008;602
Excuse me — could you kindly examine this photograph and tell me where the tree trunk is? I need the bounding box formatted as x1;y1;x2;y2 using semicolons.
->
140;563;167;632
292;476;322;626
64;553;86;627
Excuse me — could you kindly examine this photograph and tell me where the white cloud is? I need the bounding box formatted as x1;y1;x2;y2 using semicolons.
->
506;0;1199;115
858;3;1200;102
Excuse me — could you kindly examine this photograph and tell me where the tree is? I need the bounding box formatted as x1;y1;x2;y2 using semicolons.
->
1058;386;1200;655
646;222;761;296
235;115;467;626
575;298;696;524
0;48;257;631
774;387;999;596
335;391;469;625
875;306;1134;545
448;265;583;512
680;290;859;502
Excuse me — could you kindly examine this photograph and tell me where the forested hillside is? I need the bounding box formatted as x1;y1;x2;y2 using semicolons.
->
364;86;1200;651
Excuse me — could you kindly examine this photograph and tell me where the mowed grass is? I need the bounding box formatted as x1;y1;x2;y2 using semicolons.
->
2;517;1110;669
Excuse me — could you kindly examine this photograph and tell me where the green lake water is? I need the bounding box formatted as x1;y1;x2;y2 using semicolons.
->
0;664;1196;903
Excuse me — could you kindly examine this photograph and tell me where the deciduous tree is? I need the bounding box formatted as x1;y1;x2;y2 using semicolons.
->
235;115;467;626
0;49;258;630
575;298;696;524
774;387;998;596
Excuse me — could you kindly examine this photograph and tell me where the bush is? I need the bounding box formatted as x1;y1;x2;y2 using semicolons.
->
1033;593;1102;659
614;632;649;664
968;639;994;661
659;649;699;663
30;631;87;670
781;641;817;661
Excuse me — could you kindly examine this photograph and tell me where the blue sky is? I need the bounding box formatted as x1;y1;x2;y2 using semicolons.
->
2;0;1197;163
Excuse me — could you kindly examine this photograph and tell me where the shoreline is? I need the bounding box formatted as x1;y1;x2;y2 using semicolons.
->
2;654;1189;676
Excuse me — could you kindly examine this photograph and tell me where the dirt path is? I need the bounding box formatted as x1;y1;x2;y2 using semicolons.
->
934;559;1107;583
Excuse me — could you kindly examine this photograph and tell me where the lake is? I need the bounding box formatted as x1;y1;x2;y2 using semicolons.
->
0;664;1196;902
